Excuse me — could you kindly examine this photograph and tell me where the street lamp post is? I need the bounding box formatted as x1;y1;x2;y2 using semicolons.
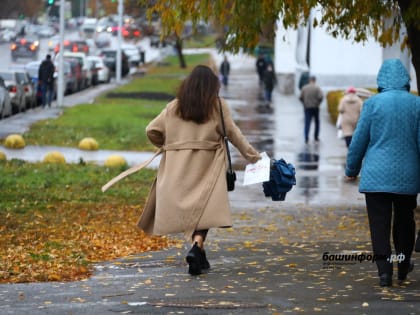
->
57;0;65;107
116;0;123;84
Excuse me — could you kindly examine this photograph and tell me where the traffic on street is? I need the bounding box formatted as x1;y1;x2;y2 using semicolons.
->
0;14;161;119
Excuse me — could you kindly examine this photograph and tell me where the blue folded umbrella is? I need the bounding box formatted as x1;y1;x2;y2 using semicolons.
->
263;159;296;201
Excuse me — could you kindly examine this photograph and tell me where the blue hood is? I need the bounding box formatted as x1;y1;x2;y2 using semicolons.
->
377;59;410;92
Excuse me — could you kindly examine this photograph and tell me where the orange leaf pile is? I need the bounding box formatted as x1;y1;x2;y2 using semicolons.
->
0;203;179;283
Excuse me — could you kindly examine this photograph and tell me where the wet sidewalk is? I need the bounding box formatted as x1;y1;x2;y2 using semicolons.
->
0;52;419;314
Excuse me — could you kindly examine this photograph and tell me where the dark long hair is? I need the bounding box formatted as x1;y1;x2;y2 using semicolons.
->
176;65;220;124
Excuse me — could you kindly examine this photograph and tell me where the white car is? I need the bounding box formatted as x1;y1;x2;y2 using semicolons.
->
87;56;110;84
0;28;17;42
0;76;12;118
60;51;92;89
121;44;141;67
0;70;26;114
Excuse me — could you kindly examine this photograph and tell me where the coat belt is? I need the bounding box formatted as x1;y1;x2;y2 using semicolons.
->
102;140;222;192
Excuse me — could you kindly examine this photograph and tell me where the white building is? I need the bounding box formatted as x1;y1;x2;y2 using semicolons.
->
274;11;417;94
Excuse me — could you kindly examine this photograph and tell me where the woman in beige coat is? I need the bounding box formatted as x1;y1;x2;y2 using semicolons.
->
338;87;363;147
139;65;261;275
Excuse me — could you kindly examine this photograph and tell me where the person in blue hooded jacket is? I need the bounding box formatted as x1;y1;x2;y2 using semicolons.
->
345;59;420;287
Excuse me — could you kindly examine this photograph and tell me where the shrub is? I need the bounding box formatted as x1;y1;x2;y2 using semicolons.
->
78;137;99;151
43;151;66;164
4;134;26;149
326;90;344;124
104;155;127;168
0;151;6;160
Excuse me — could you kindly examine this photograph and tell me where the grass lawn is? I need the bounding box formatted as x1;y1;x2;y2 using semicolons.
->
0;53;213;283
23;53;212;151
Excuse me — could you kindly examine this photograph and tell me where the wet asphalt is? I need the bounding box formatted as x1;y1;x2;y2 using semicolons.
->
0;51;419;314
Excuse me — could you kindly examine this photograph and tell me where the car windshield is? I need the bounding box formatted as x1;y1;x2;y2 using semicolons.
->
26;67;38;77
102;51;116;57
0;72;13;80
16;73;28;83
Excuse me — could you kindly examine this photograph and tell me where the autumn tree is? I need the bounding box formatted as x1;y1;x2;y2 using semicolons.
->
0;0;43;19
141;0;420;91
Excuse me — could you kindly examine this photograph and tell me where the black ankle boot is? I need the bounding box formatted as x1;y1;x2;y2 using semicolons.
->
201;249;210;270
379;273;392;287
186;242;202;275
398;261;414;282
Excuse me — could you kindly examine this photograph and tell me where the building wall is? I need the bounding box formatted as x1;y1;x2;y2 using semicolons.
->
275;11;417;94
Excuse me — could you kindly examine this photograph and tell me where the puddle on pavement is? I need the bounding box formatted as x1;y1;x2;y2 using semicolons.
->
222;81;350;201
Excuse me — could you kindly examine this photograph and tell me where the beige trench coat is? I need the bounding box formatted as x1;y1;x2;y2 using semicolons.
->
338;93;363;137
137;98;260;240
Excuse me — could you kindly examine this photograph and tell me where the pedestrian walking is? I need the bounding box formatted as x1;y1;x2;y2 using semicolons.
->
138;65;261;276
345;59;419;287
299;76;323;143
219;55;230;87
262;63;277;107
298;71;310;90
337;86;363;147
256;53;267;86
38;54;55;108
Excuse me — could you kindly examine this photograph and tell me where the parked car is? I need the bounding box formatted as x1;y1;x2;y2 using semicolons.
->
0;28;17;43
121;44;141;67
63;60;78;94
24;61;43;106
64;57;84;92
87;55;110;84
100;49;129;77
54;60;77;95
0;70;26;113
9;66;37;109
10;36;40;61
0;76;12;118
60;51;92;89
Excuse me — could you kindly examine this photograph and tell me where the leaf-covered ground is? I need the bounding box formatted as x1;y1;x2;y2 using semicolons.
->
0;160;180;283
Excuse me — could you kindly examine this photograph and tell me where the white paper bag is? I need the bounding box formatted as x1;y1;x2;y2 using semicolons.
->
243;152;270;185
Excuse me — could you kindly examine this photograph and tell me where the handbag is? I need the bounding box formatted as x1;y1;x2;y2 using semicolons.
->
219;98;236;191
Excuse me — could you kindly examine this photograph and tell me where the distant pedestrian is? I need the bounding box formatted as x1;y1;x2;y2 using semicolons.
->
345;59;419;287
38;54;55;108
262;64;277;107
337;86;363;147
256;54;267;86
219;55;230;87
299;76;323;143
298;71;310;90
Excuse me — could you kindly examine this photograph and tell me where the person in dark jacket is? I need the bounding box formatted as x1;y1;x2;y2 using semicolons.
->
38;54;55;108
345;59;420;287
256;54;267;86
219;55;230;87
262;63;276;107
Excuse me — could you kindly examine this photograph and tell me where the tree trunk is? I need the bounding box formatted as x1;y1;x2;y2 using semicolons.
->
174;37;187;69
398;0;420;92
406;26;420;92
